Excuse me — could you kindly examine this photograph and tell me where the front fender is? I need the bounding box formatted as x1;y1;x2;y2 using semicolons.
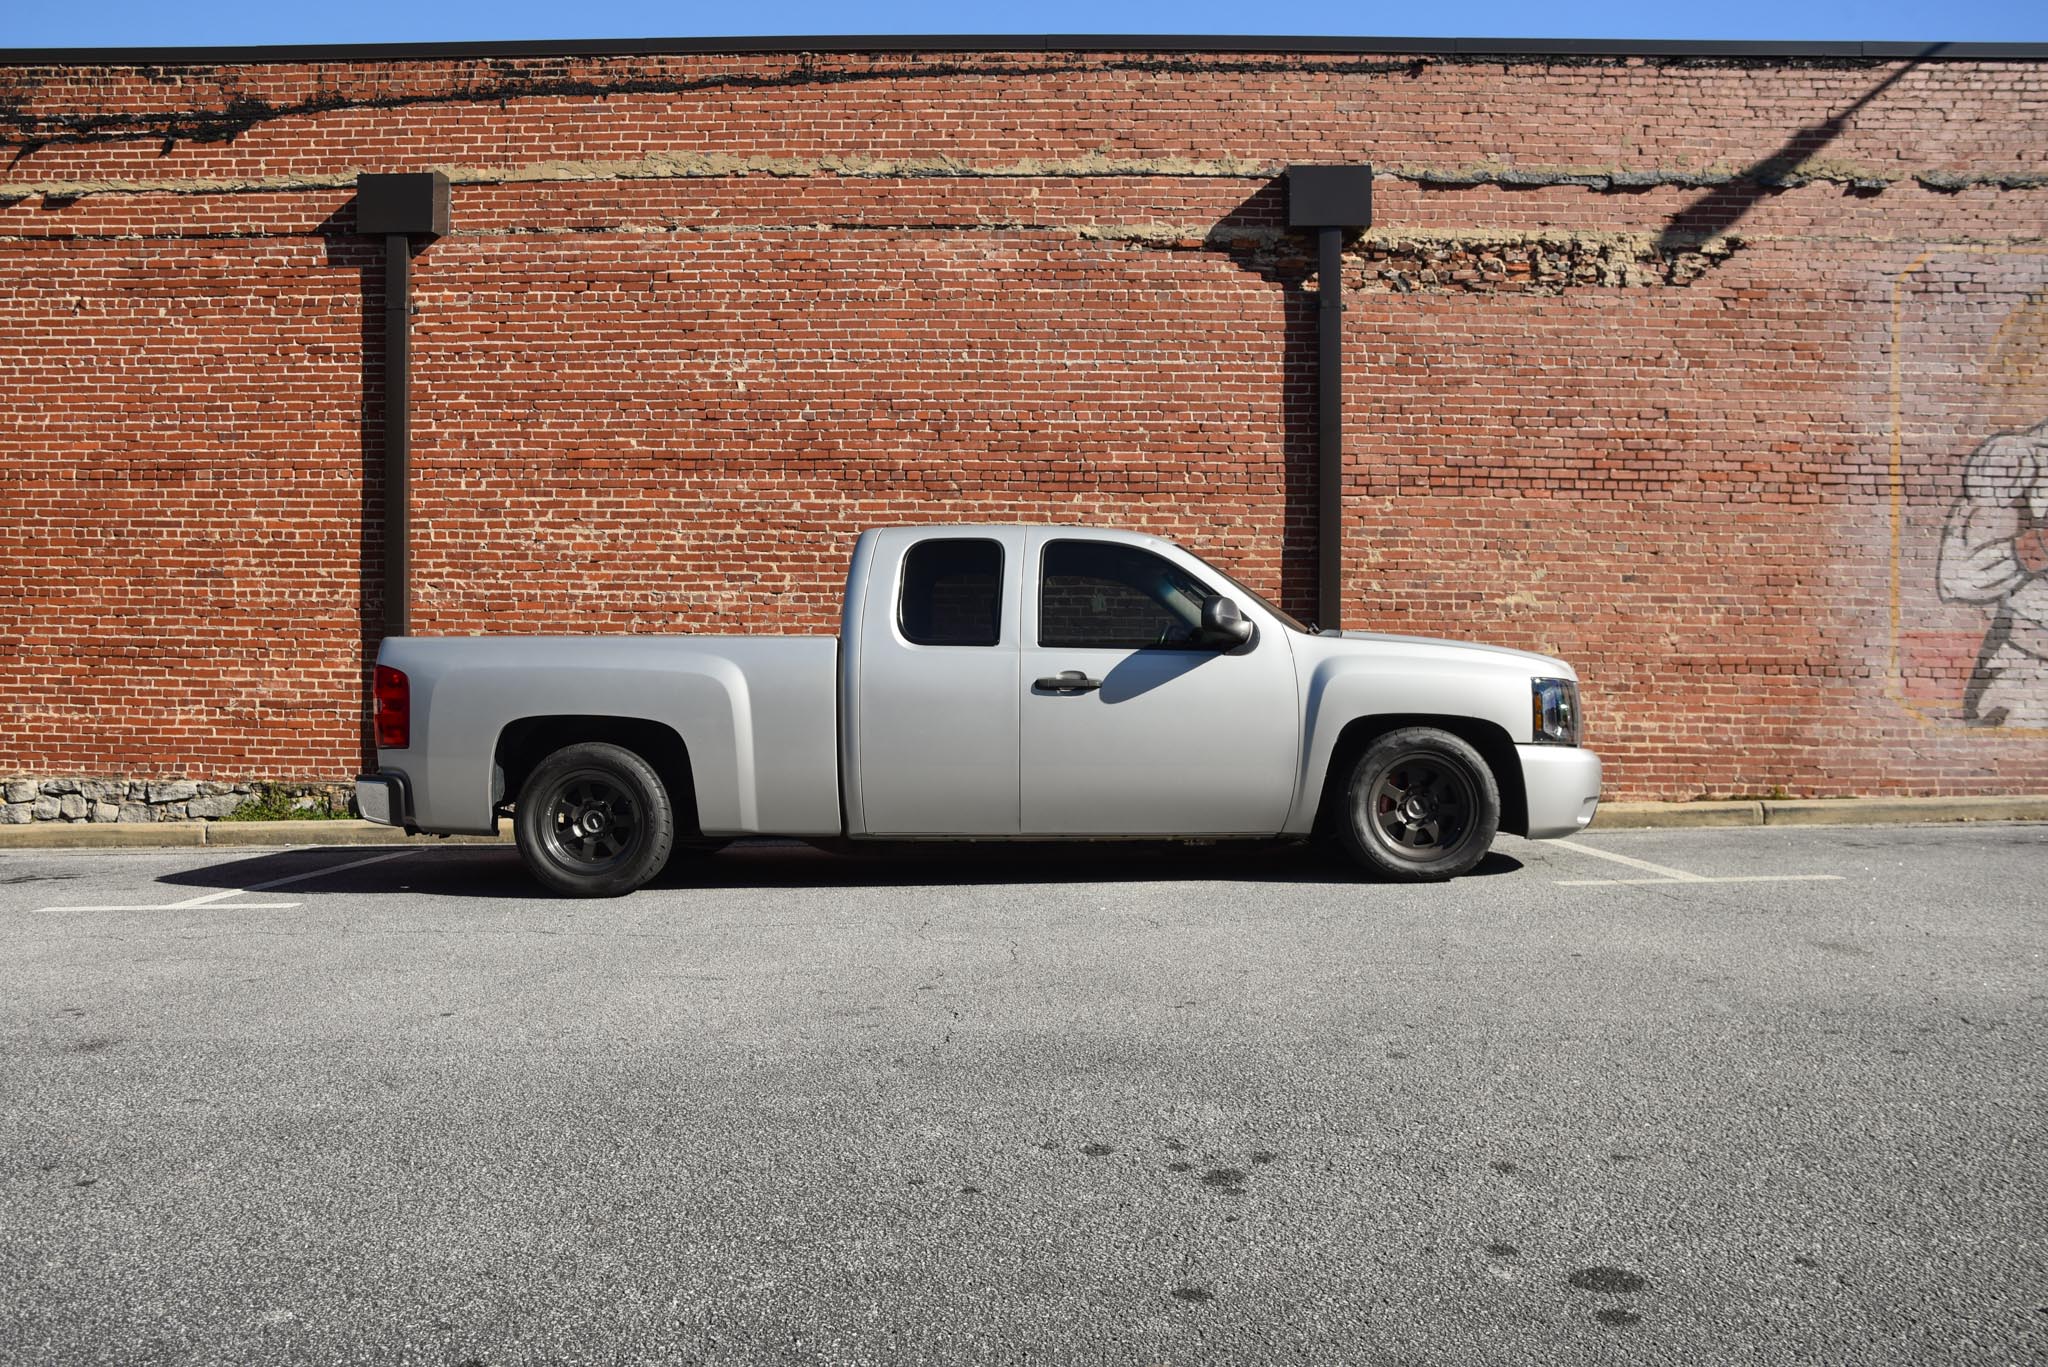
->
1284;652;1536;834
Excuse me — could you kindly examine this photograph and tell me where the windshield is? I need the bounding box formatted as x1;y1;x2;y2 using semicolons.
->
1175;544;1311;634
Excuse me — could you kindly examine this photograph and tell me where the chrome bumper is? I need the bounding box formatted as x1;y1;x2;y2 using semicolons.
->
1517;745;1602;839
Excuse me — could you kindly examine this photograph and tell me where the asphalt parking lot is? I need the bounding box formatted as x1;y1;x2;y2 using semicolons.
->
3;824;2044;1366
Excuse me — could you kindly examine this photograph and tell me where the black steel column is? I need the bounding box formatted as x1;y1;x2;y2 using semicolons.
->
383;233;412;638
1316;224;1344;627
1285;165;1373;632
354;171;449;640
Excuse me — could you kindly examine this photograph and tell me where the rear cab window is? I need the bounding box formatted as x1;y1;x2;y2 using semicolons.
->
898;539;1004;646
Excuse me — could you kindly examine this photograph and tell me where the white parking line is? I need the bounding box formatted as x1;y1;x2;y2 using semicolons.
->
1554;874;1846;887
32;849;415;914
1546;840;1843;888
187;849;415;899
30;898;307;912
1548;841;1706;881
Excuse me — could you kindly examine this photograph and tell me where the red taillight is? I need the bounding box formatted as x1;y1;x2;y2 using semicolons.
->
373;665;410;750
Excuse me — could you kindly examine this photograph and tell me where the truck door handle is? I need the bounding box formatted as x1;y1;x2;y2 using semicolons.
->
1034;670;1101;693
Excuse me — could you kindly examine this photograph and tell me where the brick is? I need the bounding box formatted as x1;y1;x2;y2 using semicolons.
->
1;48;2045;802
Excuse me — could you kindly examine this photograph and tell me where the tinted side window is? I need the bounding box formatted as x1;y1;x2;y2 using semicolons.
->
899;539;1003;646
1039;541;1214;650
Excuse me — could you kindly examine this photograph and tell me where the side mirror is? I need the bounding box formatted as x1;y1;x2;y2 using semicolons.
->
1199;595;1254;649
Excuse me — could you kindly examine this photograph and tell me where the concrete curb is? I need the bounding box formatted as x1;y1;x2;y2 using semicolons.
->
0;819;511;850
1591;795;2048;829
1591;801;1763;829
0;821;209;848
1;797;2043;850
1757;796;2048;826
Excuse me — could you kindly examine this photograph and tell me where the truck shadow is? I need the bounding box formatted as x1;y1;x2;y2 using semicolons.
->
151;840;1523;899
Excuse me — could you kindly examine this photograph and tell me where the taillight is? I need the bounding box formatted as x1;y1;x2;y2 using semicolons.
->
373;665;410;749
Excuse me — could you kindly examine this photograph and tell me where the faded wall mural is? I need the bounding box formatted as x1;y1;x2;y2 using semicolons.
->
1892;252;2048;729
1938;417;2048;725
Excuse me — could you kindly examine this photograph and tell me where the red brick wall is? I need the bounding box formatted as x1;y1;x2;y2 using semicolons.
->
3;48;2045;799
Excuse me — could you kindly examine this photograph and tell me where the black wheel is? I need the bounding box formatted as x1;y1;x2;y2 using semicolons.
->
1336;727;1500;882
514;742;675;897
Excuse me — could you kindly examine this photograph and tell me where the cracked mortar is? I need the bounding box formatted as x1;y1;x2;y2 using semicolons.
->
0;55;1420;150
0;50;1952;152
1395;158;2048;193
4;154;2045;205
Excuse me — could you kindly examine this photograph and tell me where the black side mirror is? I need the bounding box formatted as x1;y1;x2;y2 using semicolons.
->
1199;595;1254;649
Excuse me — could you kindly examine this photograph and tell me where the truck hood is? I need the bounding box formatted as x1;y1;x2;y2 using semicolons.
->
1314;629;1574;679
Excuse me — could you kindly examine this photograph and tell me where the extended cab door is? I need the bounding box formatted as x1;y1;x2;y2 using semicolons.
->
1018;531;1299;835
849;528;1025;835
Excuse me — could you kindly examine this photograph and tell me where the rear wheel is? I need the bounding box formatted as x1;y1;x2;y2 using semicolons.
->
1336;727;1499;882
514;742;675;897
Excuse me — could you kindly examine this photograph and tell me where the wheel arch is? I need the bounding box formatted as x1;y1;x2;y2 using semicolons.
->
1309;713;1528;839
493;715;700;837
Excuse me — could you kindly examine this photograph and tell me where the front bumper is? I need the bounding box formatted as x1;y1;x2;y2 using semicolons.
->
1517;745;1602;839
353;773;414;830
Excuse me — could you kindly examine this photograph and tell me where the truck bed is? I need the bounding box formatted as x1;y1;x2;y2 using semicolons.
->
376;634;842;836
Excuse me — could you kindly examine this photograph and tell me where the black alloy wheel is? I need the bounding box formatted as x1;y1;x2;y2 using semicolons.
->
542;772;642;869
1338;726;1500;881
1369;754;1476;856
514;741;675;897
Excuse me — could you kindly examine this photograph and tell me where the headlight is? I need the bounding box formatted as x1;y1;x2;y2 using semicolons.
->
1531;677;1581;746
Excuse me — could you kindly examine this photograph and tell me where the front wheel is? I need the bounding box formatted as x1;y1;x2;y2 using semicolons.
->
1336;727;1500;882
514;742;675;897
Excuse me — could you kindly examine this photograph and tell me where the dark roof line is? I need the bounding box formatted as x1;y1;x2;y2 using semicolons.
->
2;34;2046;67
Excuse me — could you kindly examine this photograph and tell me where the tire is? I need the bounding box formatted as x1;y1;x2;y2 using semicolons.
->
514;742;675;897
1335;727;1500;882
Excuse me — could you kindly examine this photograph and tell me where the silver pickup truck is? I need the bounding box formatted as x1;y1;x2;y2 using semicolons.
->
356;526;1601;895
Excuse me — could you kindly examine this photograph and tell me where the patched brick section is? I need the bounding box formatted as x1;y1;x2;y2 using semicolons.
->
2;46;2046;801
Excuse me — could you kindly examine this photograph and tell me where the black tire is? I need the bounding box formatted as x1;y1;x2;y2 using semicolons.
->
1336;727;1500;882
514;741;675;898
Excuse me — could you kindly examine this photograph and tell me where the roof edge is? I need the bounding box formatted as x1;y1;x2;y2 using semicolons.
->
2;34;2046;67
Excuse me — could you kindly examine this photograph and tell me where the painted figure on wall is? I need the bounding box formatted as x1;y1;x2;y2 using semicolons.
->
1938;417;2048;725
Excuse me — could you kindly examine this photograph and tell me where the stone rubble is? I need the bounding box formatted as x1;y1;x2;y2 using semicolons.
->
0;778;358;824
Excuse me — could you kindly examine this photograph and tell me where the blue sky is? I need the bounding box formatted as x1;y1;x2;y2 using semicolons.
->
4;0;2043;49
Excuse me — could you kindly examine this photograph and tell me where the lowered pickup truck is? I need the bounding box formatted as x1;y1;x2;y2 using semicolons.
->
356;526;1600;895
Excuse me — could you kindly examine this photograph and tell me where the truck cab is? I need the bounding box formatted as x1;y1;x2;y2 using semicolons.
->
843;527;1303;838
